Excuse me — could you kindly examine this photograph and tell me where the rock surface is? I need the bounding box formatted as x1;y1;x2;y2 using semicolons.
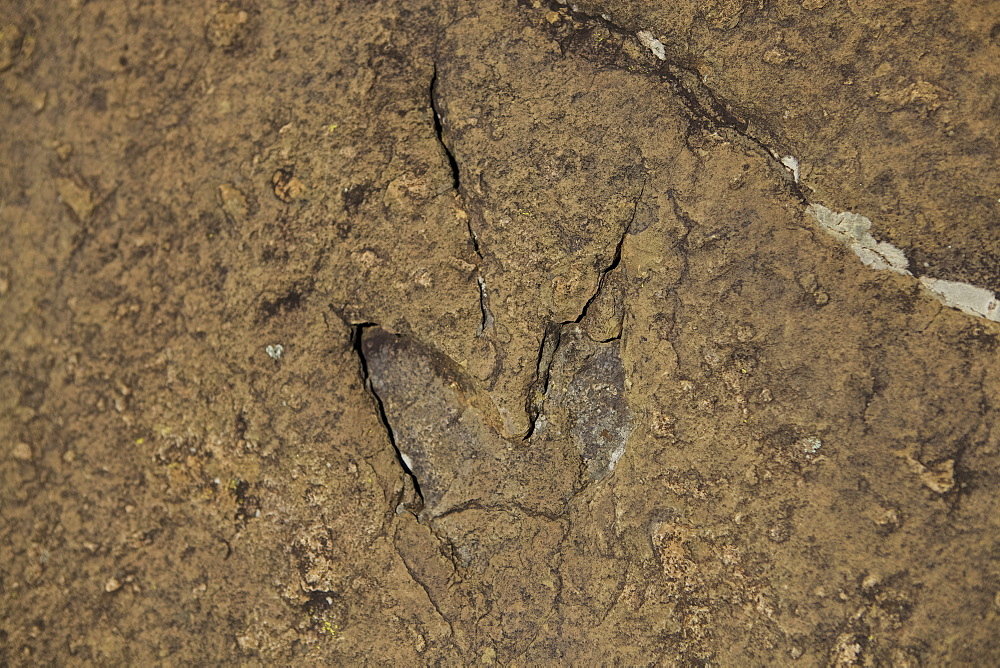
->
2;0;999;664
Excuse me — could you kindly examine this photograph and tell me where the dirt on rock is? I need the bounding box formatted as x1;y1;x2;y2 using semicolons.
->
2;0;999;664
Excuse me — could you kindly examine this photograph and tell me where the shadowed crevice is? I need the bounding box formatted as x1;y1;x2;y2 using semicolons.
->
572;181;645;328
523;183;644;439
350;323;425;511
538;1;809;204
525;322;564;439
430;63;460;193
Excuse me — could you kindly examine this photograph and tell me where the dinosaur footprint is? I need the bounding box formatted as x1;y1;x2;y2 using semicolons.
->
362;325;631;523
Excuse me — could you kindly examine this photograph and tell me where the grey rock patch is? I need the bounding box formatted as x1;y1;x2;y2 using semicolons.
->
361;327;579;522
361;328;508;519
543;325;632;482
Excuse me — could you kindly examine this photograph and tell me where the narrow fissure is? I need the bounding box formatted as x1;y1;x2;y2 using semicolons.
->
540;1;809;204
350;324;426;510
430;63;460;192
524;323;564;439
523;183;644;438
572;181;645;327
432;60;488;331
466;218;483;259
476;275;495;336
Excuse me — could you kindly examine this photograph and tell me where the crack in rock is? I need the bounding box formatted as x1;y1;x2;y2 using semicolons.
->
573;182;643;327
431;61;483;264
351;324;425;513
475;275;495;336
542;0;809;204
524;185;643;438
525;323;563;439
539;4;1000;327
431;60;492;341
807;204;1000;322
430;63;460;193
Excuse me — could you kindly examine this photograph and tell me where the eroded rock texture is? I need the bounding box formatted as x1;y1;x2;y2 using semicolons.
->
2;0;999;664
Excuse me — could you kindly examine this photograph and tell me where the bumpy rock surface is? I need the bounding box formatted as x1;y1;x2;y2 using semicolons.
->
2;0;999;664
